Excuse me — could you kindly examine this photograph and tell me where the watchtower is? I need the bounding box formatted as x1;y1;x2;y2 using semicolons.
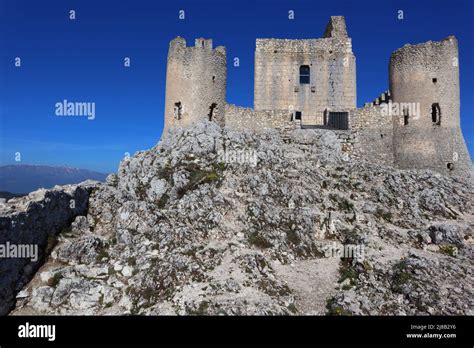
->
164;37;227;132
390;36;471;174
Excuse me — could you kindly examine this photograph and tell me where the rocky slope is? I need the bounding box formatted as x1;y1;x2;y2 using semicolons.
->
0;183;94;315
4;121;474;315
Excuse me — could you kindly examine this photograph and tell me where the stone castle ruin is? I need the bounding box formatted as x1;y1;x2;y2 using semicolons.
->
163;16;472;175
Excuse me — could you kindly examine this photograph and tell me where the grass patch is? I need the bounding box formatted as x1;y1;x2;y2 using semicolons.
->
326;297;351;316
248;231;273;249
439;244;458;257
187;301;210;315
157;193;169;209
286;228;300;245
338;258;357;289
375;207;392;222
176;162;223;199
391;259;414;293
329;194;354;212
257;279;292;297
95;247;109;262
287;303;298;314
47;273;63;288
158;162;173;181
127;256;137;266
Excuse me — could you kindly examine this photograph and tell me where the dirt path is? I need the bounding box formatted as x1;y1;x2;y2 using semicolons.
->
272;257;340;315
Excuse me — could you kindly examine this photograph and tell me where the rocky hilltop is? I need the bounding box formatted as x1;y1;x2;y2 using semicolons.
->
1;121;473;315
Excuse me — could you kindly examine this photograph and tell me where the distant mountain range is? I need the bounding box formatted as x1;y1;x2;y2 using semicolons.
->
0;165;109;194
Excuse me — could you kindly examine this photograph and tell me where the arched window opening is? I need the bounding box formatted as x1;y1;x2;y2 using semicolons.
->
299;65;310;84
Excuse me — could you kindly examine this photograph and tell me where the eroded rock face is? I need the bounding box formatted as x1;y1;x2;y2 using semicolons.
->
0;182;97;315
5;121;474;315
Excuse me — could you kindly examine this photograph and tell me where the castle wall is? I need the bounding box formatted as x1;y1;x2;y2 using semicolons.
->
390;37;472;175
224;104;299;135
164;37;226;133
225;104;362;160
334;130;360;160
254;17;356;126
160;22;471;178
349;104;394;166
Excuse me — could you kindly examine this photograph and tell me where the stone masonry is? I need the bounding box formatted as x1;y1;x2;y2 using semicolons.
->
225;104;300;136
390;36;471;175
164;37;227;132
163;16;472;176
254;16;356;126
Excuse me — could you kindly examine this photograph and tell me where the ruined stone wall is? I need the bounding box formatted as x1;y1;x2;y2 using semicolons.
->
333;130;360;160
224;104;299;135
349;104;394;166
254;16;356;126
164;37;227;134
390;36;472;175
224;104;364;162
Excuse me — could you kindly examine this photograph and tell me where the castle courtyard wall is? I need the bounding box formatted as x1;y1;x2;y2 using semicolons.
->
349;104;394;166
224;104;299;135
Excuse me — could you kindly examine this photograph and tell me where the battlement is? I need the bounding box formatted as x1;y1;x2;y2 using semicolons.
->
168;36;226;57
195;37;213;49
164;37;227;132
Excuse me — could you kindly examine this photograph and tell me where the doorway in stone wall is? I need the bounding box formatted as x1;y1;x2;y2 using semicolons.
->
327;111;349;130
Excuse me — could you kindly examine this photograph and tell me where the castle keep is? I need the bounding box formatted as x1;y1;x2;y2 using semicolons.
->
163;16;472;175
254;16;356;126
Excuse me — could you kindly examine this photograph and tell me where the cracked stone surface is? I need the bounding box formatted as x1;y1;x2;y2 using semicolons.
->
1;121;472;315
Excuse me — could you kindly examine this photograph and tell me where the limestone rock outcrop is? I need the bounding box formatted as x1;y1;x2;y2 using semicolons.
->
0;182;97;315
2;121;473;315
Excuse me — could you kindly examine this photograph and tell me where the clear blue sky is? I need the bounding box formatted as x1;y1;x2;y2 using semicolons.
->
1;0;473;173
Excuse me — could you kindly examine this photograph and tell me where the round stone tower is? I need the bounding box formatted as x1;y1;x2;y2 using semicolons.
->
390;36;472;175
163;37;227;134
